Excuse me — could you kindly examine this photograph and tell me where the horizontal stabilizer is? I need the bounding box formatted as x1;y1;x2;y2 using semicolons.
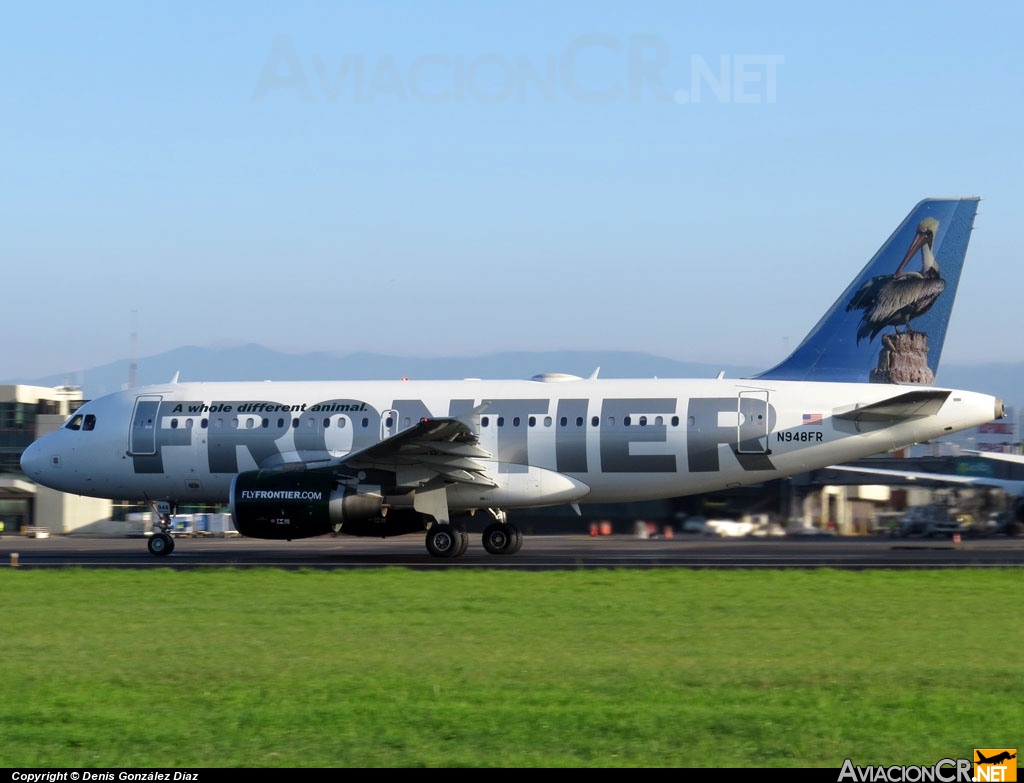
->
832;389;950;422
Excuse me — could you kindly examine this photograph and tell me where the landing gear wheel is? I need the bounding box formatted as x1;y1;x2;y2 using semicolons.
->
148;533;174;556
506;524;523;554
426;524;462;558
482;522;512;554
453;527;469;557
482;522;523;555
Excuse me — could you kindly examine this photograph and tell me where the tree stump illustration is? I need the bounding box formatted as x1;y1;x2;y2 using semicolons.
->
870;331;934;384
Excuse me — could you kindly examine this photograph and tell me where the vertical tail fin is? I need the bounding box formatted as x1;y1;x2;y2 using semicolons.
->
753;197;980;384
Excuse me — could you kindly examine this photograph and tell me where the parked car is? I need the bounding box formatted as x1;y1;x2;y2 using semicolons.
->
786;523;838;537
678;516;751;536
895;505;970;538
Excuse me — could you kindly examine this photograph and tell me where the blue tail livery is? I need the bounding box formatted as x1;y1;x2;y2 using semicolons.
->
754;197;980;384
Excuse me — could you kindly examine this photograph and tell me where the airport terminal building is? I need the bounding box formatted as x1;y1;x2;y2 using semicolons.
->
0;385;111;534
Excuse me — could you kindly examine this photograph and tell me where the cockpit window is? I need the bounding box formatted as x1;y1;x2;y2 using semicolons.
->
63;413;97;431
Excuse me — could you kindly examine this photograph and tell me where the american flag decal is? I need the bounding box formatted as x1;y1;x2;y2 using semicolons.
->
802;413;823;426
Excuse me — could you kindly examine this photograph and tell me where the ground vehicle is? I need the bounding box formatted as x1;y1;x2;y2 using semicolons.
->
894;505;970;538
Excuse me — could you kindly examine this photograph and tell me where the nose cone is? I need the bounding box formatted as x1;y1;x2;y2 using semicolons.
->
20;439;49;483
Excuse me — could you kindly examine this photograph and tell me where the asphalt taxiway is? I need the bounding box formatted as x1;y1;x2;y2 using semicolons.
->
2;533;1023;570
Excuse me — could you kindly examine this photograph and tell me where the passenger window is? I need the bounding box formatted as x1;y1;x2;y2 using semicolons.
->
591;416;599;427
497;417;505;427
576;416;584;427
544;416;552;427
513;417;520;427
559;416;567;427
482;416;490;427
639;416;647;426
171;419;179;429
323;418;331;428
201;419;209;429
528;416;535;427
292;419;299;428
186;419;195;429
245;418;254;429
624;416;631;426
361;417;369;427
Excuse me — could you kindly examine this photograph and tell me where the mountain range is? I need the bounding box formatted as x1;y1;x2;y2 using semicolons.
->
9;343;1024;418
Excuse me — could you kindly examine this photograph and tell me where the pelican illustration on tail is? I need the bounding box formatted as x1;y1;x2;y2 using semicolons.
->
847;217;945;343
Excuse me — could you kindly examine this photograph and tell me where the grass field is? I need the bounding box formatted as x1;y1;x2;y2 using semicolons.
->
0;568;1019;768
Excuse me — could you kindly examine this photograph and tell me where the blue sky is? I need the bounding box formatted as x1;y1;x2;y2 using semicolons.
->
4;1;1023;380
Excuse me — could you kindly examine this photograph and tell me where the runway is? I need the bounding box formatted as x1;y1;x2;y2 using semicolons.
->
2;532;1024;570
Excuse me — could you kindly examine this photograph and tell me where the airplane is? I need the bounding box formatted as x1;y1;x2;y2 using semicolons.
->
19;197;1006;559
976;751;1017;765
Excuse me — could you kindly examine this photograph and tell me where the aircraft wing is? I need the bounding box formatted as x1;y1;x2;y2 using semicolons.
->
963;450;1024;466
308;415;497;488
828;464;1024;494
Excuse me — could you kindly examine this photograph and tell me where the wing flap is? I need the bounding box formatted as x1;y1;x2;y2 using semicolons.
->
318;416;498;489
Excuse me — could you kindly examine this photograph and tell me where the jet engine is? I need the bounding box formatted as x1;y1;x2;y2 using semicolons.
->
230;470;421;540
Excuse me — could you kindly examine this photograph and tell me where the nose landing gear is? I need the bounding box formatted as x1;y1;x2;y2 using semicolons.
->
147;500;176;557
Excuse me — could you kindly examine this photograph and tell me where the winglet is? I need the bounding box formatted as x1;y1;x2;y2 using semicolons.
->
753;198;980;384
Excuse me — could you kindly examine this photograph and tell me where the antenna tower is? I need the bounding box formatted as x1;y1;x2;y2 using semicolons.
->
129;310;138;388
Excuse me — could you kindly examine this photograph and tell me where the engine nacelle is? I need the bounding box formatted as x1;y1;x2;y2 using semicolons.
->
230;470;388;540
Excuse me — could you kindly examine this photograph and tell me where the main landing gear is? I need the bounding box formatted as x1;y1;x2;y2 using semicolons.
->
481;520;523;555
425;523;470;558
423;510;522;559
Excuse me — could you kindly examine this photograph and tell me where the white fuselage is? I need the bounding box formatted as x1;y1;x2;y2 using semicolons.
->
20;376;1002;512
